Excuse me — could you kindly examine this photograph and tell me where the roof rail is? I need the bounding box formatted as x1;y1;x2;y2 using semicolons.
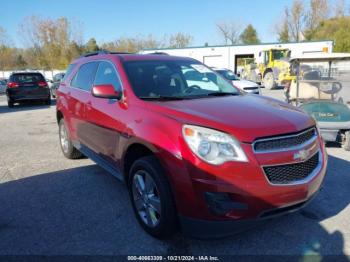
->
80;50;133;58
109;51;134;55
148;52;169;55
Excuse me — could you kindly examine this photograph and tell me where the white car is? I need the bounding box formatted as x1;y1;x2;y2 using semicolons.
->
0;79;7;94
214;68;261;95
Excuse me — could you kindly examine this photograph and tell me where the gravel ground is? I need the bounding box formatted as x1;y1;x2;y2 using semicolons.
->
0;91;349;258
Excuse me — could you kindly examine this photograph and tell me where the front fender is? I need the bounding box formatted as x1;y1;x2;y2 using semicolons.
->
120;115;198;217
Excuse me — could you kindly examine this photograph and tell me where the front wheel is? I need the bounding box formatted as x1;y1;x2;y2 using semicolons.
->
342;131;350;151
129;156;177;239
58;119;83;159
263;72;276;90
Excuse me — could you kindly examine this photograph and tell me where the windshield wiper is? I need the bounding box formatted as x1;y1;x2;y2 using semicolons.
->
206;92;240;97
139;95;185;101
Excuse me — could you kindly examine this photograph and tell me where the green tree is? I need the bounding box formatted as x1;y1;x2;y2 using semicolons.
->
312;16;350;52
85;38;99;52
239;24;260;44
65;41;83;61
15;54;27;69
304;0;329;40
278;20;290;42
18;16;83;70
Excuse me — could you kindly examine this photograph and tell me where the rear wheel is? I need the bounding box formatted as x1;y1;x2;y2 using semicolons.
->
7;97;14;108
45;97;51;105
58;119;83;159
263;71;276;90
342;131;350;151
129;156;177;239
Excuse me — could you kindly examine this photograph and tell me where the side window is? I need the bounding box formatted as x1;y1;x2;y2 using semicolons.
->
71;62;98;91
94;61;122;91
264;52;269;65
62;64;75;82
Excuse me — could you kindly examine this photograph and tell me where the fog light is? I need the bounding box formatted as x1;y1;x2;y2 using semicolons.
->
204;192;248;216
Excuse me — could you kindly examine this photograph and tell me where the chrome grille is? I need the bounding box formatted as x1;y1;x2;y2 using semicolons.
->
253;128;316;152
263;152;319;185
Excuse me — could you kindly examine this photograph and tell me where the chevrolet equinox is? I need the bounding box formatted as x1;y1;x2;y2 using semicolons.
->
56;51;327;239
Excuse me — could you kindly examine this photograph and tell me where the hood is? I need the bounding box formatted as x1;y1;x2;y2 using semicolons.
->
146;95;315;143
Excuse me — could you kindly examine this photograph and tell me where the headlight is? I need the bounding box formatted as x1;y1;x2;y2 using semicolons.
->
182;125;248;165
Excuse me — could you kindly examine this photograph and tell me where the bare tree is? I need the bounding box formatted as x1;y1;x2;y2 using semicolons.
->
101;33;192;53
0;26;7;46
18;16;83;70
168;32;193;48
305;0;329;40
275;19;290;43
101;35;161;53
335;0;346;17
216;21;241;45
287;0;306;42
0;27;15;72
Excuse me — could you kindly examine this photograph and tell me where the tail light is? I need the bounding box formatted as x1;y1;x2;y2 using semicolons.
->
7;82;19;88
38;81;48;87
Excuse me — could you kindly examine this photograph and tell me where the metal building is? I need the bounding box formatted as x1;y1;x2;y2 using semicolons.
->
141;41;333;74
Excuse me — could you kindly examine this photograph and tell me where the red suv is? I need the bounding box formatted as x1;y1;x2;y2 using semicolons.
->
56;51;327;239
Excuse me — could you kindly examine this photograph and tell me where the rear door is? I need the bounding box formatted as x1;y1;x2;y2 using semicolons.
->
68;62;99;145
11;73;48;98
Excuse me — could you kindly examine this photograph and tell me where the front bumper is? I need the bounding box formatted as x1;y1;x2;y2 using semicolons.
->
7;88;50;101
166;135;327;238
180;185;322;239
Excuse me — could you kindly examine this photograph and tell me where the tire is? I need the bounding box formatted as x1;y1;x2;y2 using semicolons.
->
342;131;350;151
45;97;51;105
7;100;14;108
58;119;83;159
7;95;15;108
263;71;276;90
129;156;177;239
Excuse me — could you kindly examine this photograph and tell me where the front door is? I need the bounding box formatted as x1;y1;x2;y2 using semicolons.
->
85;60;126;166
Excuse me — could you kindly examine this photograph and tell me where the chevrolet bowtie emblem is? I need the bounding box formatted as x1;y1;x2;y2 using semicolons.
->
294;149;310;161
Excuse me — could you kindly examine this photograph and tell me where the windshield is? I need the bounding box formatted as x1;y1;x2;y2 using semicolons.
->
272;50;290;60
216;70;240;81
123;60;239;100
290;60;350;105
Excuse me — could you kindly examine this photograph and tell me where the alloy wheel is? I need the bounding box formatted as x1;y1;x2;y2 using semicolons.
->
59;123;69;154
132;170;161;227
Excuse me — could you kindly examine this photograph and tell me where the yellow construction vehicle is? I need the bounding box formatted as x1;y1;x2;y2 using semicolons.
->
241;48;295;89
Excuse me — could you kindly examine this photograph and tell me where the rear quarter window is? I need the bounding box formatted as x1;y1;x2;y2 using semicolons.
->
71;62;99;91
62;64;76;82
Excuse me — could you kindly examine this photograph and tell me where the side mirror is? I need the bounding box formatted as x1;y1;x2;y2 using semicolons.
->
91;84;122;99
